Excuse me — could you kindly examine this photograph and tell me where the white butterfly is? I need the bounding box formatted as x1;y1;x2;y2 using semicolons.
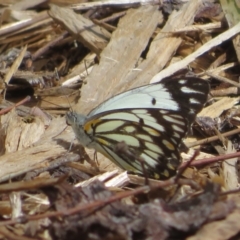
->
66;77;209;179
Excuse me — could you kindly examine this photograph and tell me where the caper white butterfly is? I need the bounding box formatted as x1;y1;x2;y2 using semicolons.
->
66;77;209;179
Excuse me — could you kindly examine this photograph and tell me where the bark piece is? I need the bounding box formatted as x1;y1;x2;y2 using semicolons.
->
76;5;160;115
49;4;111;55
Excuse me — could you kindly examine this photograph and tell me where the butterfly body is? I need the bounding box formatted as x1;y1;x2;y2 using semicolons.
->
66;78;209;179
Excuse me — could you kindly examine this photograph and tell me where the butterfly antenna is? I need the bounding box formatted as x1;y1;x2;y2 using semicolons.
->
84;59;89;76
68;138;74;152
54;67;60;81
66;95;74;113
38;90;76;112
37;97;71;112
93;150;100;167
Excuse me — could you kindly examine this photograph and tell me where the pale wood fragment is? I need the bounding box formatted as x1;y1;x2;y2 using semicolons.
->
174;22;222;33
0;11;49;36
220;0;240;62
151;21;240;82
126;0;204;88
187;208;240;240
49;4;111;55
222;141;239;190
4;110;45;153
0;116;71;182
4;45;27;85
72;0;160;10
75;5;160;114
198;97;240;118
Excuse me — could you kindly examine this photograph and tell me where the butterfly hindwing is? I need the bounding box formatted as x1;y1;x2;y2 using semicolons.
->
85;108;190;178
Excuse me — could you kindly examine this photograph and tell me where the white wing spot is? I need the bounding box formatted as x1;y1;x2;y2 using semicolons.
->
172;124;184;132
189;108;196;114
96;120;125;133
163;139;175;150
148;121;165;132
159;110;168;114
189;98;201;104
179;80;187;84
162;115;184;125
167;163;176;170
171;153;177;159
145;142;164;154
170;138;177;144
162;169;169;178
181;86;194;94
137;114;157;123
103;134;140;147
101;112;139;121
136;113;157;123
140;153;157;167
173;131;180;138
143;126;161;136
181;86;205;94
170;114;184;119
144;150;160;160
124;126;136;133
136;134;152;142
132;109;148;114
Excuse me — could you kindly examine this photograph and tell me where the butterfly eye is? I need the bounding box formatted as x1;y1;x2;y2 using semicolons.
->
67;77;209;179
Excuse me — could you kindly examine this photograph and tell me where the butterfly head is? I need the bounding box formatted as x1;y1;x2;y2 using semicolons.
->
66;111;87;126
66;111;93;147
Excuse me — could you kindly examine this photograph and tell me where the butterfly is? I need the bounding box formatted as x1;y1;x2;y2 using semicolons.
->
66;77;209;179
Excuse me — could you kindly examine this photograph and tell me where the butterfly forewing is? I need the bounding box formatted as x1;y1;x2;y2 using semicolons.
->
88;77;208;118
67;77;209;179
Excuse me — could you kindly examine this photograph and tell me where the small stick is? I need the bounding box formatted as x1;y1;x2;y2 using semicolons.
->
186;128;240;148
0;96;31;115
181;151;240;168
176;150;199;182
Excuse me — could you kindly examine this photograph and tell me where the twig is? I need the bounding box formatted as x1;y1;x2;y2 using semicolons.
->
0;177;176;226
151;22;240;82
0;96;31;115
72;0;159;10
181;151;240;168
186;128;240;148
32;31;69;61
206;72;240;88
176;150;199;181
